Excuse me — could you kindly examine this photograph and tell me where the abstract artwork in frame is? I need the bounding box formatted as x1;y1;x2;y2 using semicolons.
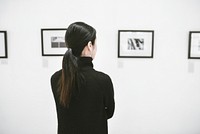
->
0;31;8;58
188;31;200;59
41;29;67;56
118;30;154;58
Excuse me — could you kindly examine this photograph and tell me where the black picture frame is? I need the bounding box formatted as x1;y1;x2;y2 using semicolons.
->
41;28;67;56
188;31;200;59
118;30;154;58
0;31;8;58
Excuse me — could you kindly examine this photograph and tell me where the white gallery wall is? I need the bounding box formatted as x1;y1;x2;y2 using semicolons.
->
0;0;200;134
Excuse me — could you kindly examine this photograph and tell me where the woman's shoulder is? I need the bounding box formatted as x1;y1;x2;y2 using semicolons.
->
51;69;62;81
93;70;112;82
93;70;113;91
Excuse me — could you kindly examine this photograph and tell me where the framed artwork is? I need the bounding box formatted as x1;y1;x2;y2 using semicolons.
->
0;31;8;58
41;28;67;56
118;30;154;58
188;31;200;59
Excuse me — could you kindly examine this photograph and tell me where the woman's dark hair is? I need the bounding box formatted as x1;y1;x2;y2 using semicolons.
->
59;22;96;107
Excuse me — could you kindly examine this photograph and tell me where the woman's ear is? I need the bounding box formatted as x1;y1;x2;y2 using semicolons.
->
87;41;93;51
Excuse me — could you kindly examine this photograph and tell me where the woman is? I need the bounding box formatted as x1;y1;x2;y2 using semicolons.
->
50;22;115;134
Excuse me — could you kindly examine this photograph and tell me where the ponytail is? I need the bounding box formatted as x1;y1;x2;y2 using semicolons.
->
59;22;96;107
59;48;78;107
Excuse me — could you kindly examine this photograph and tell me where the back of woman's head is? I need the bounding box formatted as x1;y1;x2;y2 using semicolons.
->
65;22;96;57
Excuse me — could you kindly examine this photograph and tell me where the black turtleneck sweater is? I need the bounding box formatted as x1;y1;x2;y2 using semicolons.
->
50;57;115;134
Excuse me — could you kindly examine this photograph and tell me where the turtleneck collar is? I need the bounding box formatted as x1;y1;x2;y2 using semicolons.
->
78;57;93;68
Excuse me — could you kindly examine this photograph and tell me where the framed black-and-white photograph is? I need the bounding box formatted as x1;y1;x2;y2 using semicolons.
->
118;30;154;58
0;31;8;58
41;29;67;56
188;31;200;59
